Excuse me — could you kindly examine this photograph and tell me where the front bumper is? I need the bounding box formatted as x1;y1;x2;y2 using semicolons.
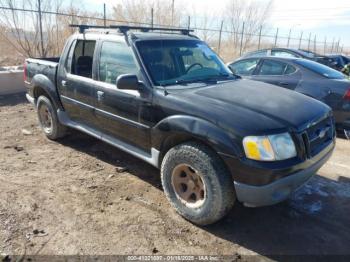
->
233;142;334;207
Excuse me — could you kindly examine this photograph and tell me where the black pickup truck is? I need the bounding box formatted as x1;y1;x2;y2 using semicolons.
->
24;25;335;225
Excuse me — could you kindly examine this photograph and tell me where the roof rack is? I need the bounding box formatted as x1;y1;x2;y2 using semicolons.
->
69;24;194;35
69;24;107;33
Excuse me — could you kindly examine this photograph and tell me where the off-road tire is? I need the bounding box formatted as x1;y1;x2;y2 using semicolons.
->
36;95;67;140
161;141;236;225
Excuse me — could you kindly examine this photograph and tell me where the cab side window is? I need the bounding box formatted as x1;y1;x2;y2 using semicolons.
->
70;40;96;78
258;60;297;76
98;41;137;84
258;60;287;75
284;64;297;74
229;59;259;76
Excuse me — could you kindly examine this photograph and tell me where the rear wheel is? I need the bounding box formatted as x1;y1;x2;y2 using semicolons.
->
36;96;67;140
161;142;235;225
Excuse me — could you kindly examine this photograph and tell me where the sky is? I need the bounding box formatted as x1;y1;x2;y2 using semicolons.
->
83;0;350;48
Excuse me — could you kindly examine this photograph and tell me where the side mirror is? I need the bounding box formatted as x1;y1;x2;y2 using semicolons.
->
116;74;140;90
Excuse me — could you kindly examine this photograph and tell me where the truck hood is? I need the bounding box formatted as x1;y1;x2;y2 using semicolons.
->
172;79;331;135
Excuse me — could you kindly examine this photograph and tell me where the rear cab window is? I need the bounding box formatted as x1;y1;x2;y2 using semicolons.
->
67;40;96;78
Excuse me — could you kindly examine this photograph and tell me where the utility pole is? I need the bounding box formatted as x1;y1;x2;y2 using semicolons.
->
239;22;245;56
218;20;224;55
307;33;311;51
313;35;316;53
331;38;335;53
171;0;175;26
103;3;106;27
274;28;279;47
287;28;292;48
38;0;44;57
298;31;303;49
151;8;154;29
258;26;262;50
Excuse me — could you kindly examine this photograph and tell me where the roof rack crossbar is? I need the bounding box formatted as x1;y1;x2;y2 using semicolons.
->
69;24;194;35
109;25;194;35
69;24;108;33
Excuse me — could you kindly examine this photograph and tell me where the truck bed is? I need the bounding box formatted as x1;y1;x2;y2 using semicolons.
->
25;57;60;86
29;57;60;63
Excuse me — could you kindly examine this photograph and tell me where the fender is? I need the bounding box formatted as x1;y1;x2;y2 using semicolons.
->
295;80;327;101
31;74;64;111
152;115;242;158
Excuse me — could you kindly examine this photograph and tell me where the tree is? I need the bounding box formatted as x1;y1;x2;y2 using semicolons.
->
0;0;103;58
225;0;273;58
186;4;218;43
112;0;184;27
0;0;67;57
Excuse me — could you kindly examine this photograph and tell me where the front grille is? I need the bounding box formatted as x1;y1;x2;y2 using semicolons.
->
302;116;334;158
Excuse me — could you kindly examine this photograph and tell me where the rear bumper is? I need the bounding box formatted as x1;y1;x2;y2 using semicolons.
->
233;142;334;207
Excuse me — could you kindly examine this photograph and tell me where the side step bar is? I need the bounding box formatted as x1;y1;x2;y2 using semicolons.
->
57;110;160;168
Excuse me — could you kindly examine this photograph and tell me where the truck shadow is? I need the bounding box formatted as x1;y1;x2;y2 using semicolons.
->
0;92;27;106
58;130;162;188
58;131;350;257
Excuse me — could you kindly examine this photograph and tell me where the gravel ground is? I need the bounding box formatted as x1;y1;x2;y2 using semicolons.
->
0;93;350;260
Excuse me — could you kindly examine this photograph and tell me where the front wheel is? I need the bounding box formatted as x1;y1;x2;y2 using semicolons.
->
161;142;236;225
36;95;67;140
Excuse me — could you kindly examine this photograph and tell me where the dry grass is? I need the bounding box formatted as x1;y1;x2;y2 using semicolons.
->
0;36;25;66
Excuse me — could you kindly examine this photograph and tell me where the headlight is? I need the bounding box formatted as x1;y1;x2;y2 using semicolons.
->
243;133;297;161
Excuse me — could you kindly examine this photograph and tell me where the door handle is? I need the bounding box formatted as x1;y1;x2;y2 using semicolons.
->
97;91;105;101
61;80;67;87
279;82;289;86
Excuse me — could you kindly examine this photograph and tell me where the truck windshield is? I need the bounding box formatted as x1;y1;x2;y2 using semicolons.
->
136;40;233;86
295;59;345;79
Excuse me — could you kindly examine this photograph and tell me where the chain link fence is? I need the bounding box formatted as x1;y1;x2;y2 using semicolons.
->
0;3;349;63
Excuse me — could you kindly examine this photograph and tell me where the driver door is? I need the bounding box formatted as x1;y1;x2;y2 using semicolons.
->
93;40;153;151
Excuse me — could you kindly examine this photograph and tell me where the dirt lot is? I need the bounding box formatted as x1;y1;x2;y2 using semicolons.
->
0;93;350;259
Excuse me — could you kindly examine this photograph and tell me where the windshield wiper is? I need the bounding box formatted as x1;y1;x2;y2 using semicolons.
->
161;73;237;87
203;73;236;80
174;78;217;85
